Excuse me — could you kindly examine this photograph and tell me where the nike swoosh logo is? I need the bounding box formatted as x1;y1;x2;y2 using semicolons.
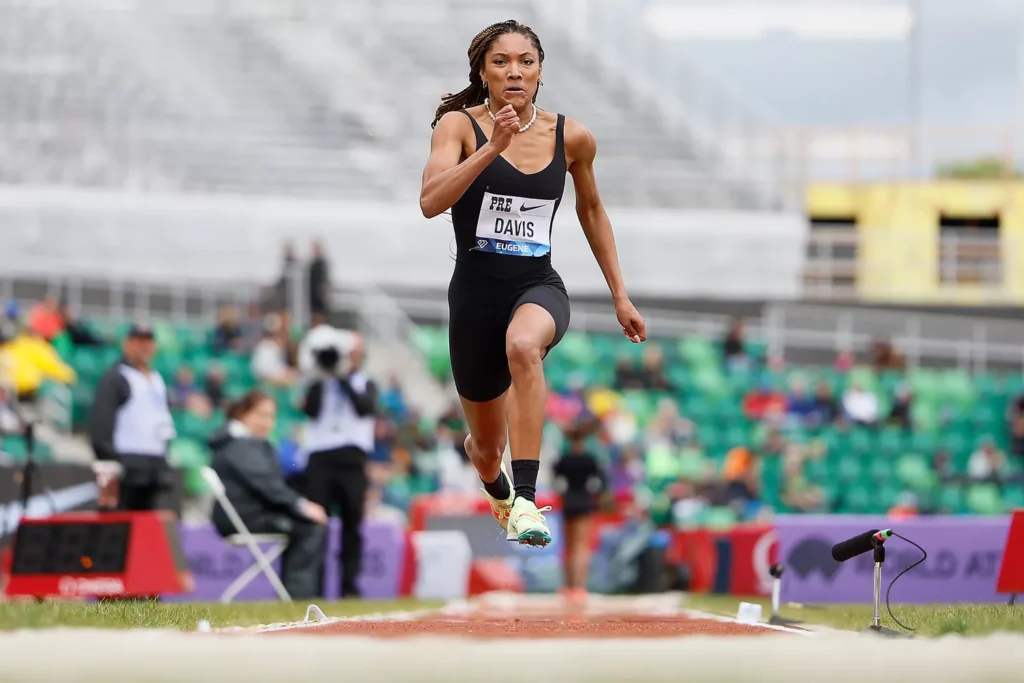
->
520;203;545;213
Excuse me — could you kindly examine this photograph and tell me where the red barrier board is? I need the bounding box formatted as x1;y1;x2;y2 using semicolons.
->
4;511;193;599
668;524;777;596
997;509;1024;594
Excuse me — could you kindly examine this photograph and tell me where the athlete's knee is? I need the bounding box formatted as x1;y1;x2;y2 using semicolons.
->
468;433;506;461
506;332;544;371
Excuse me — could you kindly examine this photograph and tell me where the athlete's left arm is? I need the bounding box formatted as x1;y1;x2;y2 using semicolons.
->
566;119;647;342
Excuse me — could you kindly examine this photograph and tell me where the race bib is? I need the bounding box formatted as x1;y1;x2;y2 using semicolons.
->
474;192;554;257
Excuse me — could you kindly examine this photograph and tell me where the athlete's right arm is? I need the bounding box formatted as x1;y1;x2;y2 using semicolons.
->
419;112;500;218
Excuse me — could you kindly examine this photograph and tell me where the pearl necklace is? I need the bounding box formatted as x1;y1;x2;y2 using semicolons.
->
484;98;537;133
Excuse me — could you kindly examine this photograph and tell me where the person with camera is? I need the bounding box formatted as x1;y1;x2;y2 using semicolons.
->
209;390;327;599
300;327;377;598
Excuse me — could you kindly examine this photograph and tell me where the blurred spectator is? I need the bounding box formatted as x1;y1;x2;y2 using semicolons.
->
810;381;840;426
932;449;957;483
647;397;695;447
609;444;644;494
834;351;855;372
1009;391;1024;459
742;379;786;421
308;239;332;318
379;375;408;421
0;318;76;402
238;301;266;352
780;452;823;512
872;340;904;371
887;383;913;430
638;344;673;391
251;314;296;386
61;304;103;347
967;438;1008;482
719;444;760;511
785;376;817;426
0;385;19;433
28;295;64;341
204;364;227;412
842;381;879;426
271;242;299;315
721;317;749;372
169;366;210;416
889;492;920;519
613;357;643;390
211;305;243;354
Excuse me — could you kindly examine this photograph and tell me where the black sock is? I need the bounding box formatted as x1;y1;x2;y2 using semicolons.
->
481;469;511;500
511;460;540;504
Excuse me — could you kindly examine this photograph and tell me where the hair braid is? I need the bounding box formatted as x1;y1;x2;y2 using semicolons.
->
431;20;545;128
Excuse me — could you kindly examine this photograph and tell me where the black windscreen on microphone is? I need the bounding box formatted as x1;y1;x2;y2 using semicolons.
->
831;529;880;562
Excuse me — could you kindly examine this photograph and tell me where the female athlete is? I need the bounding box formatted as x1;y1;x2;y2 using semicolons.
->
553;421;606;600
420;19;646;547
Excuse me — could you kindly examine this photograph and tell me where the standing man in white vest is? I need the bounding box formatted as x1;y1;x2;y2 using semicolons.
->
300;328;377;598
89;321;177;514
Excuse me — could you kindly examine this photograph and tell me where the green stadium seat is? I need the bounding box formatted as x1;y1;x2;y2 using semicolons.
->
965;484;1004;515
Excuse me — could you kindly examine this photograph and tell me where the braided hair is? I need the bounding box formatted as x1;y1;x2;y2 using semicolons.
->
431;19;545;128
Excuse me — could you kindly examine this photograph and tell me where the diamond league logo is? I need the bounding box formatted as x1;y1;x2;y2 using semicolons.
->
477;239;487;249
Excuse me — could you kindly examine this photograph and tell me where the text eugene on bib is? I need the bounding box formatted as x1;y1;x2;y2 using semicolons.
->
474;192;555;257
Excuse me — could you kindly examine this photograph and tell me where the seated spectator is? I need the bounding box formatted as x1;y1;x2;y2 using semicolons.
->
204;364;227;412
842;381;879;426
967;438;1008;483
932;449;957;483
638;344;673;392
780;452;823;512
608;444;644;495
887;383;913;430
251;315;296;386
211;305;243;354
721;316;749;372
209;390;326;599
613;357;644;391
785;377;817;425
169;366;211;417
888;491;920;519
833;351;855;372
1009;391;1024;460
719;445;760;511
872;340;904;371
58;302;104;347
742;380;786;421
810;381;840;426
28;295;64;342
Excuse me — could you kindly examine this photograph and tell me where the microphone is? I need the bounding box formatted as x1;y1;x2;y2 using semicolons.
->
831;529;893;563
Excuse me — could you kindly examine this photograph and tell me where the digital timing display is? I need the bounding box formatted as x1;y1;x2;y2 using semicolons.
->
11;522;131;575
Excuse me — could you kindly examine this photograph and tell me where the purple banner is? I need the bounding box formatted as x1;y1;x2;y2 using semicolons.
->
776;515;1012;604
165;519;405;602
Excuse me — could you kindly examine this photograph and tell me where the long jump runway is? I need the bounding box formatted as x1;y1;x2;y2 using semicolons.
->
0;593;1022;682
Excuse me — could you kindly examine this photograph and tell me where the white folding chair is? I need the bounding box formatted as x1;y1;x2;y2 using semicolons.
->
200;467;292;603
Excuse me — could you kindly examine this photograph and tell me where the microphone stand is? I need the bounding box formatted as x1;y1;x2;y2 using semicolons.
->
860;542;911;638
767;563;801;626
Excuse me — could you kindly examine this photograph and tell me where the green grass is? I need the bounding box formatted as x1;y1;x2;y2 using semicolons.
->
683;594;1024;637
0;599;439;631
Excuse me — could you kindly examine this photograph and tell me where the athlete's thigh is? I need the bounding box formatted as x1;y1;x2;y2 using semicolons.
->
448;295;513;402
506;302;557;355
509;284;571;354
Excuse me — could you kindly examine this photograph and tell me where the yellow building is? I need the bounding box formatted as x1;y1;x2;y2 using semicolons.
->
805;181;1024;305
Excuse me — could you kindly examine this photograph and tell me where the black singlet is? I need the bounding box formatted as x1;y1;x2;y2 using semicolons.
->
445;109;572;403
450;110;567;277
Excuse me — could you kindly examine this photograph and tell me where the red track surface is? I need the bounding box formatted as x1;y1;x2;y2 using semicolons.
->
266;614;778;639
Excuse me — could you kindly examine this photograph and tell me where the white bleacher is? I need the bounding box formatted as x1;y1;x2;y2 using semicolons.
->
0;0;782;209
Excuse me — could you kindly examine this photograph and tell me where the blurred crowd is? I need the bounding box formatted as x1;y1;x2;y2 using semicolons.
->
3;259;1024;527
